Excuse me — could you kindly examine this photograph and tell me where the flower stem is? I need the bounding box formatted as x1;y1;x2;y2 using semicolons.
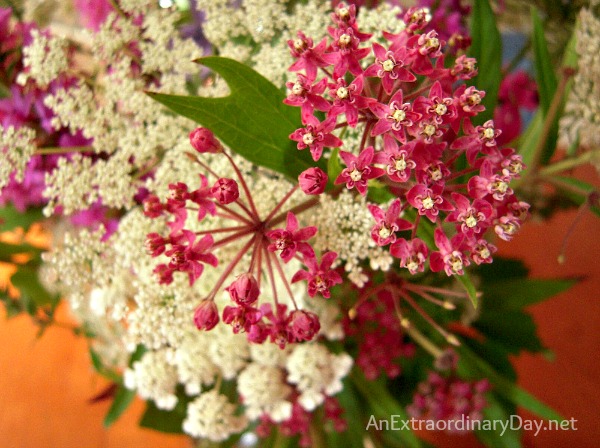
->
271;249;299;310
223;151;260;220
35;146;92;155
263;185;298;224
270;198;319;227
539;150;600;176
207;235;256;300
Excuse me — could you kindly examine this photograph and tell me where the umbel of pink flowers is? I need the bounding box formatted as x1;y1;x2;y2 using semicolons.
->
143;3;529;348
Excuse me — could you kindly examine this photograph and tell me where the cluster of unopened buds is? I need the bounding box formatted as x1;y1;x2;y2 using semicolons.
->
287;3;529;277
143;127;340;347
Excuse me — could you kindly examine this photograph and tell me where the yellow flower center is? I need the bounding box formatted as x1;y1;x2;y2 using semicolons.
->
392;109;406;122
382;59;395;72
336;86;349;99
302;133;315;145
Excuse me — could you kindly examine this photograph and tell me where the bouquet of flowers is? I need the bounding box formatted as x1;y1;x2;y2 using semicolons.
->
1;0;597;447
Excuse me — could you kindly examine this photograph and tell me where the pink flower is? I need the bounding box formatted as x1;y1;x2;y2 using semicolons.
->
292;251;342;298
446;193;493;237
188;174;217;221
364;43;416;94
373;136;417;183
226;273;260;306
429;228;469;276
288;310;321;342
406;184;454;222
370;89;420;143
284;75;331;123
468;239;497;265
210;178;239;204
298;167;328;195
368;199;412;246
327;26;371;79
145;232;167;257
189;127;222;153
165;231;218;285
334;146;385;196
266;212;317;262
193;300;220;331
288;32;331;81
222;304;262;334
143;194;164;218
289;116;342;161
327;76;368;127
390;238;429;274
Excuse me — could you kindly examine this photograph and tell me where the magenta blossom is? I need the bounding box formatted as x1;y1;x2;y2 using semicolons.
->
288;309;321;342
266;212;317;263
292;251;342;298
368;199;412;246
289;116;342;161
429;228;469;276
298;167;328;195
226;273;260;306
334;146;384;196
193;300;220;331
390;238;429;274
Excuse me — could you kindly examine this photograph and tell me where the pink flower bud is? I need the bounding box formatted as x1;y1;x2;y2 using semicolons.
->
226;273;260;305
143;194;163;218
298;167;328;195
211;178;239;204
288;309;320;342
145;232;166;257
193;300;219;331
189;127;222;153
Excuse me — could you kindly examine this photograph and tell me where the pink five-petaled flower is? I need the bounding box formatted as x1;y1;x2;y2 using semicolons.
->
446;193;493;238
287;31;331;82
266;212;317;263
289;116;342;161
429;228;469;276
188;174;217;221
288;309;321;342
298;167;328;195
222;304;262;334
189;127;222;153
406;184;454;222
226;273;260;306
370;89;420;143
368;199;412;246
193;299;220;331
284;75;331;123
145;232;167;257
335;146;384;196
210;177;239;204
374;136;417;183
364;43;416;94
327;26;371;79
164;231;218;285
390;237;429;274
292;251;342;298
328;76;368;127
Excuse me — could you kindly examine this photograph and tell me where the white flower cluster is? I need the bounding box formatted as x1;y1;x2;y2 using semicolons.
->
17;28;68;87
560;6;600;157
0;125;37;193
313;190;393;287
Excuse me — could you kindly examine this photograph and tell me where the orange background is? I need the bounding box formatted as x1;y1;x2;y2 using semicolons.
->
0;167;598;448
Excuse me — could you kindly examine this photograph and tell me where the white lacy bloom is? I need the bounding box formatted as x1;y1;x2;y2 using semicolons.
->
237;363;292;422
183;390;248;441
17;29;68;87
560;6;600;159
359;4;405;40
172;332;219;395
208;326;250;380
0;125;36;193
124;349;179;410
250;342;291;368
286;343;353;411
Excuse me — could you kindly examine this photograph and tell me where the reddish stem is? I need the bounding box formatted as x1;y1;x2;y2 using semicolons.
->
207;235;257;300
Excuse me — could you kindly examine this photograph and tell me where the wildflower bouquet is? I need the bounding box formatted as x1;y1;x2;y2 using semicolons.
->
0;0;597;447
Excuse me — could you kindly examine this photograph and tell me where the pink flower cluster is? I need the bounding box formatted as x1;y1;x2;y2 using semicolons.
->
286;3;529;277
143;128;344;347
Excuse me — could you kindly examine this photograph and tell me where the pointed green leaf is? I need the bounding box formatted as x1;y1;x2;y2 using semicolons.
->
457;344;565;421
531;7;559;164
475;393;523;448
475;310;545;354
104;384;136;427
483;278;577;310
147;57;324;181
456;271;478;308
469;0;502;124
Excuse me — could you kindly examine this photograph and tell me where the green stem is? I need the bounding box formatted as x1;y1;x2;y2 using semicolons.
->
403;324;443;358
35;146;93;155
529;71;571;175
539;150;599;176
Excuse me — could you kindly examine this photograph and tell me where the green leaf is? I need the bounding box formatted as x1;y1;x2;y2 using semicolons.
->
463;337;517;381
475;393;523;448
10;266;59;307
477;257;529;282
0;205;44;232
0;241;44;263
518;111;543;169
455;271;478;308
482;278;577;310
474;310;545;354
351;370;423;448
333;380;369;448
457;344;566;421
531;7;559;164
139;389;191;434
147;57;324;181
469;0;502;124
104;384;136;427
327;148;343;182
